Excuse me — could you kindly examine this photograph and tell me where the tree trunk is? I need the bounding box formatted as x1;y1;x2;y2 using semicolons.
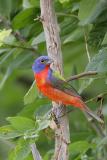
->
40;0;70;160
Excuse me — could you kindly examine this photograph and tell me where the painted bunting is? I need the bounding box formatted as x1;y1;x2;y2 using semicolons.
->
32;56;103;123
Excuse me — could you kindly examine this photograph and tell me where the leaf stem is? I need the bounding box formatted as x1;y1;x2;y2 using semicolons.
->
56;12;78;19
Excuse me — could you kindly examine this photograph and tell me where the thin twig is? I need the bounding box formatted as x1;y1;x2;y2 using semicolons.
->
66;71;98;82
30;143;42;160
86;92;107;103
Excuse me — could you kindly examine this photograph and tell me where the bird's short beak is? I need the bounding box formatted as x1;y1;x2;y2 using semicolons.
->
46;58;54;65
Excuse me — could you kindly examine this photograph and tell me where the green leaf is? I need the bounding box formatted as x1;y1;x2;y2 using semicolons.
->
78;0;104;25
0;52;32;90
63;27;84;44
60;17;79;38
7;116;35;132
20;99;50;119
69;141;95;159
69;141;91;153
79;48;107;93
85;49;107;72
32;32;45;45
24;81;38;105
36;106;51;131
12;8;38;29
9;139;31;160
38;119;50;131
0;125;22;140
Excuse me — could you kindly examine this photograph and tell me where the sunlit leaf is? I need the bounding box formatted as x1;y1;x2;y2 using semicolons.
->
0;29;12;46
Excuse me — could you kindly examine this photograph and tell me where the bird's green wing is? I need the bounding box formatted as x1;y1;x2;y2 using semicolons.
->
50;71;81;98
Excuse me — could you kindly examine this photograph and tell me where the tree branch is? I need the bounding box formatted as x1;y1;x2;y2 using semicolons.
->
30;143;42;160
40;0;70;160
66;71;98;82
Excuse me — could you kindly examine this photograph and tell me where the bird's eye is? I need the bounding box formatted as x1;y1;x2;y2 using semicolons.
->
41;59;45;63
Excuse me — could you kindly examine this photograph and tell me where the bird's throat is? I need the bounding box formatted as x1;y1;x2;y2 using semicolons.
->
34;66;50;88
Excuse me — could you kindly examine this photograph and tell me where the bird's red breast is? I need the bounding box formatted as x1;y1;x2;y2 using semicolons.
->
34;66;85;109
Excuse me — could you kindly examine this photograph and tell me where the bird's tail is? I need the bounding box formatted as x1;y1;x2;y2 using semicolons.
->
83;104;104;124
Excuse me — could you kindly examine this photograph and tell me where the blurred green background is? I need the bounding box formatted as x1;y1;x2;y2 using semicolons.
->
0;0;107;160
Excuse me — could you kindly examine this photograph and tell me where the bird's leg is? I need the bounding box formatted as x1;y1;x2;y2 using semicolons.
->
51;104;67;128
58;108;74;118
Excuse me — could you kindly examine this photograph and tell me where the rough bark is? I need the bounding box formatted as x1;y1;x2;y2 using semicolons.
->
40;0;70;159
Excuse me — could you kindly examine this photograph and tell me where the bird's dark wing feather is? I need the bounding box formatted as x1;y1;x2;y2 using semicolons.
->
48;70;81;98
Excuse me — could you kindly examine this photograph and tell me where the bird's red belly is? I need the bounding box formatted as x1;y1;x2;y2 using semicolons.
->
39;85;84;109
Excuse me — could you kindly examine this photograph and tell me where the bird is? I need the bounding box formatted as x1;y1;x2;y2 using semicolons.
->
32;55;104;124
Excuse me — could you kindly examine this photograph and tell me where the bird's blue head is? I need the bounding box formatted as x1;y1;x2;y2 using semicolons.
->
32;56;53;73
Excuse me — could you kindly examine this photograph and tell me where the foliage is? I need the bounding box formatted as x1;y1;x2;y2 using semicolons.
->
0;0;107;160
